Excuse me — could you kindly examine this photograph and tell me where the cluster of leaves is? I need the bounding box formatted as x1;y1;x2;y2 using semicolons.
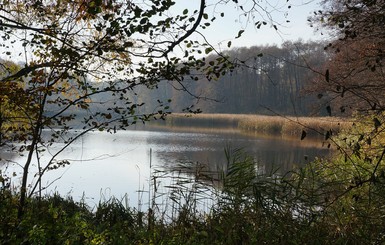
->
0;61;36;147
310;0;385;114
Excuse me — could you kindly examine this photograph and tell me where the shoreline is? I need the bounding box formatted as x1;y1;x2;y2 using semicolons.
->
154;113;352;139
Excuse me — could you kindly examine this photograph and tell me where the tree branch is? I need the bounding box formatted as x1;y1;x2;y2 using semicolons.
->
164;0;206;56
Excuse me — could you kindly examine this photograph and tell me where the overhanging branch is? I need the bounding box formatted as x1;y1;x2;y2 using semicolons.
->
164;0;206;56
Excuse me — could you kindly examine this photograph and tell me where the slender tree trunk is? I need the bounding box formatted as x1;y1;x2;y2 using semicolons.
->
17;147;34;218
17;122;41;219
17;92;46;219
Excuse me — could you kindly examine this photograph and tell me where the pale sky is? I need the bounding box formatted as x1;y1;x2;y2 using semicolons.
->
174;0;325;50
0;1;325;63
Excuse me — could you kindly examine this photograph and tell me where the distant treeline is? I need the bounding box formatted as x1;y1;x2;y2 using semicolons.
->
49;40;329;119
137;40;329;116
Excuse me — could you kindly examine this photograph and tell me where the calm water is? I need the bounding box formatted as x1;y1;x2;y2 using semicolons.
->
1;127;331;208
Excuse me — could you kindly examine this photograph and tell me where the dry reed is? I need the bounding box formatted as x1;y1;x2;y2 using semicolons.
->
166;113;352;138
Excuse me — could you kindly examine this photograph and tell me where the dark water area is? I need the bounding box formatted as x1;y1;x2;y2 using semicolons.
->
148;126;330;173
1;126;331;208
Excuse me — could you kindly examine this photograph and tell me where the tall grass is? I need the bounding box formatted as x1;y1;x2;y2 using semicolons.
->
161;113;351;139
239;114;350;138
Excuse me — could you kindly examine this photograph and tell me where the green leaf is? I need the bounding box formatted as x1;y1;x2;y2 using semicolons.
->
227;41;232;48
301;130;307;140
325;130;332;140
325;69;330;83
236;30;244;38
134;7;142;17
183;9;188;15
374;117;381;131
205;47;213;54
326;105;332;116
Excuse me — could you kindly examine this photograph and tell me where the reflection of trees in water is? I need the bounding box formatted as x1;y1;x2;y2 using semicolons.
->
155;139;331;178
254;147;328;174
149;142;332;217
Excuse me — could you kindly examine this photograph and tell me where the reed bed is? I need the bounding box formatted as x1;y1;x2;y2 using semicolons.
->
166;113;352;138
164;113;240;128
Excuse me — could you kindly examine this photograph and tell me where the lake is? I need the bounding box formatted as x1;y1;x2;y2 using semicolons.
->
1;126;331;209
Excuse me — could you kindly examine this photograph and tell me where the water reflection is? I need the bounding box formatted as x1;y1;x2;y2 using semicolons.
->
149;127;330;174
1;127;331;207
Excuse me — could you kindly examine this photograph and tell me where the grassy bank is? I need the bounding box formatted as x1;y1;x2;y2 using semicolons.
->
163;113;351;139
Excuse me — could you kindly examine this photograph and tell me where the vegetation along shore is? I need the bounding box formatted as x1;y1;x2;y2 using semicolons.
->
161;113;351;139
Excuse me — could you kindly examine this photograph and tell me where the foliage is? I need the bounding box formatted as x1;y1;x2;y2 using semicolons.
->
288;146;385;243
310;0;385;115
294;0;385;242
308;0;385;209
0;61;33;146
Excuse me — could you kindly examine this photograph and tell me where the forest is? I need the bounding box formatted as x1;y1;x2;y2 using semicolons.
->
138;40;329;116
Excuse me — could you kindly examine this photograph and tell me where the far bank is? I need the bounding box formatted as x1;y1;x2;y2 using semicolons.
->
154;113;351;139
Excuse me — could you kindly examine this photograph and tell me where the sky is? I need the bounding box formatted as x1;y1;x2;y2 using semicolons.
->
175;0;325;50
0;0;326;63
